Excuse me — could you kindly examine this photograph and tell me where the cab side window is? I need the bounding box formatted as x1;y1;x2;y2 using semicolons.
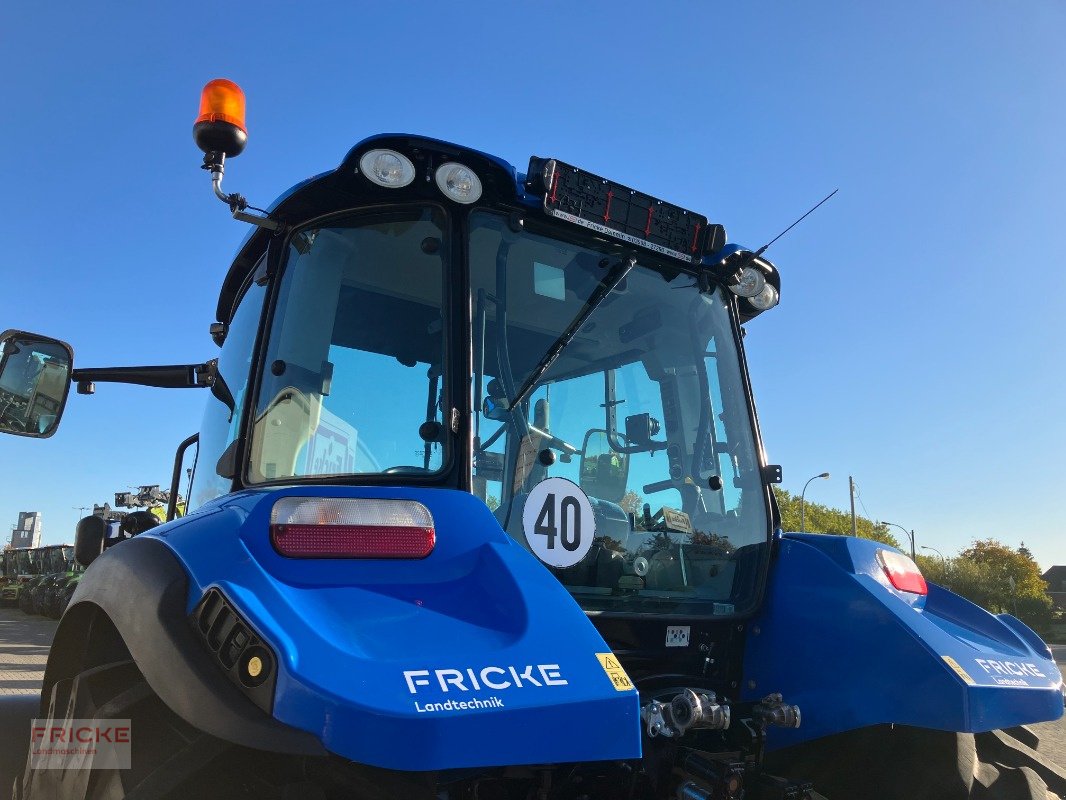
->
187;269;267;509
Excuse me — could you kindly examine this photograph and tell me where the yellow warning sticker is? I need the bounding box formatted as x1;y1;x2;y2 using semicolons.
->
596;653;635;692
942;655;976;686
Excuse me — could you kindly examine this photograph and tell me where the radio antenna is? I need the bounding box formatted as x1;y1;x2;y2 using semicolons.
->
749;188;838;259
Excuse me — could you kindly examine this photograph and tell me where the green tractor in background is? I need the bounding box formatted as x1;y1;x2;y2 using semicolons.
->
0;549;28;606
19;545;72;615
10;487;183;618
29;545;82;618
2;548;41;608
114;485;183;525
44;546;90;618
13;548;45;613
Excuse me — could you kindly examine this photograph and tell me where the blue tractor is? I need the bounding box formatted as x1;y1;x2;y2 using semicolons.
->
0;79;1062;800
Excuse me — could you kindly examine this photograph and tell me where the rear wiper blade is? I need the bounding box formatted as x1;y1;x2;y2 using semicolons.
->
506;256;635;412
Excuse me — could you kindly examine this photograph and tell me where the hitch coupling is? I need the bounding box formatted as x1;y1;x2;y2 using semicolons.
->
753;693;801;729
641;689;730;738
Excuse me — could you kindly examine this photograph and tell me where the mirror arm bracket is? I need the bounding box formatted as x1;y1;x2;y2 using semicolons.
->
71;362;217;391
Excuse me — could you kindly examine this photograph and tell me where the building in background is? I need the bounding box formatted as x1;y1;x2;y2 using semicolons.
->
1042;566;1066;611
9;511;42;549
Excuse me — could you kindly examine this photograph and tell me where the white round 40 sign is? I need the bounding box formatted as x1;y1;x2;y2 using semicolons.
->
522;477;596;568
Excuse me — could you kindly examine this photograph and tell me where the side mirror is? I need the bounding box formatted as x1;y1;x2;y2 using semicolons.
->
579;429;630;503
74;515;107;567
0;330;74;438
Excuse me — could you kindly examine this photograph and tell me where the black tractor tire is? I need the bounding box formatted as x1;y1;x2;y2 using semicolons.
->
17;659;257;800
14;659;433;800
18;591;35;615
764;724;1066;800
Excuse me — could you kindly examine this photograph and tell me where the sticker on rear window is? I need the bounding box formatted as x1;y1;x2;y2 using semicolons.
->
522;478;596;568
533;262;566;300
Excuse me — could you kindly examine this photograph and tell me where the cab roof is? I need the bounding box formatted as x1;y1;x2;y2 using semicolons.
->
215;134;774;324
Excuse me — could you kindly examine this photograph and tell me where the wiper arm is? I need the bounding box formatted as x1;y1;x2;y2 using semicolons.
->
506;256;635;411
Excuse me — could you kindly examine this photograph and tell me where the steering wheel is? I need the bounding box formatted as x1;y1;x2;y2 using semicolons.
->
383;466;431;474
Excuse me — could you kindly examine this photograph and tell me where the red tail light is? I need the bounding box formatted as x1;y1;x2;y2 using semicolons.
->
270;498;434;559
876;549;928;595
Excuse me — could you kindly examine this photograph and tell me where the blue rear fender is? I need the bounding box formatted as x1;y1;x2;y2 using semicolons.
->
743;533;1063;750
151;486;642;771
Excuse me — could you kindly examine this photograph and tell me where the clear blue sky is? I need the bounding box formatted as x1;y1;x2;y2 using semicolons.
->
2;1;1064;569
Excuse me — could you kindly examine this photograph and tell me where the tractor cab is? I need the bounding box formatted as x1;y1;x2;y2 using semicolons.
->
184;160;778;627
0;84;784;629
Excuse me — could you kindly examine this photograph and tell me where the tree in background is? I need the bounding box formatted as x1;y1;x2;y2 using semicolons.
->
962;539;1052;631
620;490;647;528
773;487;900;549
916;555;995;611
620;490;642;517
917;539;1052;634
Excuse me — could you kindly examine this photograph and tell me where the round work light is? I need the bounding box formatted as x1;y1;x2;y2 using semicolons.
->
359;149;416;188
435;162;482;204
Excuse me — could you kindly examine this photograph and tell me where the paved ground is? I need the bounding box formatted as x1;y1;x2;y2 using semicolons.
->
1030;644;1066;769
0;606;57;696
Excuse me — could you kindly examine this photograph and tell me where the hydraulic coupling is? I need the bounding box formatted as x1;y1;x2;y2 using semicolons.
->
641;689;730;738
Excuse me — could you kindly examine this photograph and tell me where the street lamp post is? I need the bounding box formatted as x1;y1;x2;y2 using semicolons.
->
800;472;830;532
919;545;945;562
917;545;949;590
880;520;916;561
